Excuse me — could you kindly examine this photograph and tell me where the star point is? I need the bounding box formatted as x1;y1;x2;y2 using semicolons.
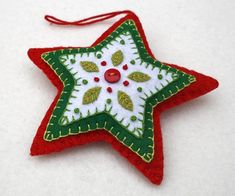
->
39;19;195;162
28;13;218;184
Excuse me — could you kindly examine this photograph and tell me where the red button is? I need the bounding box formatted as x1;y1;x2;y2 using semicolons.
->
104;68;121;83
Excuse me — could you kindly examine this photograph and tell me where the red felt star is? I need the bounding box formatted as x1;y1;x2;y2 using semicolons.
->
28;11;218;185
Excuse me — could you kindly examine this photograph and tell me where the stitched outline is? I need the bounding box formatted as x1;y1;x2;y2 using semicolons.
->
57;31;180;137
41;19;196;162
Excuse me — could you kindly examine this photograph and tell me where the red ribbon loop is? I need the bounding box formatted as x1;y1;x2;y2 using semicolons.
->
45;10;134;26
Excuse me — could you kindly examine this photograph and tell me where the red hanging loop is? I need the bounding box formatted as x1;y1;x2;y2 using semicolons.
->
45;10;134;26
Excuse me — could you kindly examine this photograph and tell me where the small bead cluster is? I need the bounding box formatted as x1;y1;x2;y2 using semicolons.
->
90;58;135;93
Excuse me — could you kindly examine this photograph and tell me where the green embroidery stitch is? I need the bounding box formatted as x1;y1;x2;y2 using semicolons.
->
128;71;151;82
70;59;76;64
82;79;88;85
158;74;163;80
117;90;134;111
130;115;137;121
74;108;80;114
80;61;99;72
130;60;135;65
59;116;69;125
106;98;112;104
120;40;125;45
137;87;143;92
111;50;124;66
96;54;102;59
82;87;102;105
172;74;178;80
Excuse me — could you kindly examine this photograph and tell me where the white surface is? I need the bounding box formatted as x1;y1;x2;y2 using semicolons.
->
0;0;234;195
58;32;176;138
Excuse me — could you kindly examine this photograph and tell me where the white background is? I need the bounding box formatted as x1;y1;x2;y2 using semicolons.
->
0;0;234;195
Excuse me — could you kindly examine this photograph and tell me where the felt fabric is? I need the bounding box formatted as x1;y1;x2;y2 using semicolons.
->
28;11;218;185
51;32;179;138
38;17;196;163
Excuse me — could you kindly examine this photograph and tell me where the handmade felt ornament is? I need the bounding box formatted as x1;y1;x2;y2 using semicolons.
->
28;10;218;185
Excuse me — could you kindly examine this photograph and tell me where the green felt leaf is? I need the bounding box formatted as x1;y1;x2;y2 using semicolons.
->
80;61;99;72
117;91;133;111
111;50;124;66
127;71;151;82
82;87;101;105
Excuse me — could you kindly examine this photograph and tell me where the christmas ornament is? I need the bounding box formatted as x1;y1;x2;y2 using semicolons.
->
28;10;218;185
